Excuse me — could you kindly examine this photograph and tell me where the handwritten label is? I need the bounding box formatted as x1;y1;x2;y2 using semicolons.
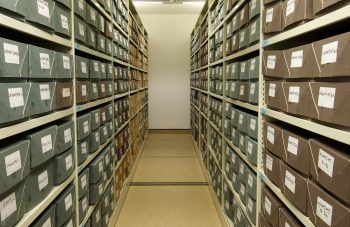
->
41;134;52;153
64;128;72;144
285;170;296;193
247;141;253;155
286;0;295;16
267;55;276;69
250;83;256;95
316;196;333;226
264;197;272;215
318;87;336;109
3;43;19;64
321;41;338;65
266;154;273;171
65;154;73;171
288;86;300;103
60;14;69;30
287;136;298;155
62;56;70;69
81;174;87;189
5;151;21;177
40;53;50;69
81;142;87;154
268;83;276;97
8;88;24;108
64;193;72;211
40;84;50;100
318;149;334;177
251;22;257;35
291;50;303;68
248;174;253;188
267;126;275;144
0;193;17;221
83;121;89;133
81;62;87;74
250;118;256;131
38;170;48;191
37;0;50;18
266;8;274;23
250;59;256;71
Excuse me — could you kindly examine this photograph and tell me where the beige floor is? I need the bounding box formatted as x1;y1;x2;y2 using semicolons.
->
114;133;223;227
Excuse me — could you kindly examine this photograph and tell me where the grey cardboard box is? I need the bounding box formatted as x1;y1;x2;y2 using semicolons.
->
234;205;247;227
91;202;102;227
282;0;313;29
230;33;239;53
238;159;247;183
100;106;108;125
74;15;86;43
0;181;27;227
54;146;74;185
264;121;284;158
55;120;74;155
74;0;86;20
100;125;108;144
226;63;233;80
97;33;106;53
107;64;113;79
28;125;57;168
249;56;259;79
239;4;249;28
237;111;248;133
263;148;283;190
90;60;101;80
87;25;97;49
106;81;113;96
106;39;113;55
56;0;71;9
89;155;104;184
54;184;75;226
56;81;73;110
0;140;30;195
62;214;76;227
77;138;88;164
248;115;258;139
89;179;104;205
76;80;89;104
231;62;240;80
24;0;55;30
77;114;91;141
91;109;101;131
26;159;54;211
0;0;26;17
75;56;89;79
78;169;89;199
101;190;110;215
86;4;98;28
239;61;249;80
250;0;260;20
260;212;273;227
29;45;55;78
261;186;283;227
100;63;107;79
239;132;246;154
28;82;56;116
246;168;257;200
0;37;29;78
98;14;105;33
229;81;239;99
107;104;113;121
52;4;71;37
79;193;89;223
246;196;256;224
231;126;239;146
223;117;231;137
89;130;101;153
263;2;283;34
31;204;55;227
249;81;259;104
263;50;288;78
249;17;260;44
239;27;250;49
246;137;257;166
54;52;73;79
89;81;99;101
102;146;111;168
231;15;240;33
224;102;231;118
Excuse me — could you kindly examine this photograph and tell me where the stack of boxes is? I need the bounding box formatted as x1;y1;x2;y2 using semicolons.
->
114;97;129;131
113;0;128;33
210;28;224;63
210;0;225;30
115;127;130;164
113;27;129;63
191;90;200;107
200;70;208;90
141;72;148;88
209;98;223;130
191;106;199;142
208;146;223;203
190;72;200;88
130;69;142;91
210;65;224;95
200;92;209;116
114;65;129;94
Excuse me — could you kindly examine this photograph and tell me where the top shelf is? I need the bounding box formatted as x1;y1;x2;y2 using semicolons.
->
90;0;112;22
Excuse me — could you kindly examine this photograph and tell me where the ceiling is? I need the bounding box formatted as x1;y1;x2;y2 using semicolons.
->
133;0;205;14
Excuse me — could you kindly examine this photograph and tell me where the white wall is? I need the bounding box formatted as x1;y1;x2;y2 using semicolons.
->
139;14;198;129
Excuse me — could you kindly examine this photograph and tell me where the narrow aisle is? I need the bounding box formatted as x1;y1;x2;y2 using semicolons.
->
115;133;223;227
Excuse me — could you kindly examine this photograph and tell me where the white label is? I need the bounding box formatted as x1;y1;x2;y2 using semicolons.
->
286;0;295;16
79;23;84;36
3;43;19;64
285;223;291;227
91;10;96;21
64;193;72;211
287;136;299;155
64;128;72;144
285;170;296;193
103;127;107;136
267;126;275;144
94;62;99;72
240;31;245;42
240;184;245;196
321;41;338;65
318;87;336;109
239;114;243;125
95;113;99;123
101;64;106;73
8;88;24;108
250;59;256;71
250;119;256;131
248;198;253;212
38;170;48;191
266;155;273;171
98;162;103;173
316;196;333;226
40;84;50;100
101;84;105;93
239;163;245;175
62;88;71;98
240;85;245;96
251;0;257;10
237;209;241;221
37;0;50;18
0;193;17;222
82;197;88;212
81;174;87;189
240;135;244;147
288;86;300;103
100;39;105;48
248;141;253;155
5;151;22;177
78;0;84;10
251;22;257;35
318;149;334;178
266;8;274;23
250;83;256;95
41;134;52;153
96;210;101;222
264;197;272;215
81;84;87;96
268;83;276;97
81;62;87;74
241;63;246;73
102;112;106;122
65;154;73;171
93;83;97;93
62;56;70;69
248;174;253;188
42;218;51;227
95;133;99;142
60;14;69;30
291;50;303;68
39;55;52;74
267;55;276;69
98;184;103;195
81;142;87;154
83;121;89;133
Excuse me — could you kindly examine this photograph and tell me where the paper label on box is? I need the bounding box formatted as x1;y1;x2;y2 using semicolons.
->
239;114;243;125
64;128;72;144
250;118;256;131
91;32;95;42
266;8;274;23
237;209;241;221
81;174;87;189
247;141;253;155
62;56;70;69
101;84;105;93
225;200;229;210
287;136;298;155
225;163;230;172
285;223;291;227
250;83;256;95
98;161;103;173
240;136;244;147
100;39;105;48
94;62;99;72
81;62;87;74
81;142;87;154
40;53;50;69
64;193;72;211
103;127;107;136
79;23;84;36
248;198;253;212
321;41;338;65
288;86;300;103
267;126;275;144
264;197;272;215
38;170;48;191
82;197;88;212
316;196;333;226
91;10;96;21
42;218;51;227
78;0;84;10
65;154;73;171
39;84;51;101
232;36;236;46
231;154;236;164
231;64;236;74
251;22;257;35
286;0;295;16
266;154;273;171
95;132;99;142
268;84;277;98
291;50;303;68
101;64;106;73
94;113;99;124
285;170;296;193
224;120;228;128
5;150;22;177
93;83;97;93
60;14;69;30
37;0;50;18
81;84;87;95
251;0;257;10
8;87;24;108
0;193;17;222
96;209;101;222
240;31;245;43
250;59;256;71
318;149;334;177
62;88;71;98
267;55;276;69
3;43;19;64
41;134;52;153
240;183;245;196
241;63;246;73
98;184;103;195
318;87;336;109
239;163;244;175
102;112;106;122
240;85;245;96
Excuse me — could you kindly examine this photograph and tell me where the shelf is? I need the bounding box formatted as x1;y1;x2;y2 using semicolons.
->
224;137;257;173
191;86;208;94
138;87;148;91
0;107;74;140
259;172;315;227
0;14;72;48
263;5;350;47
76;96;113;112
224;174;256;227
113;58;130;67
139;102;148;112
209;58;224;66
191;102;200;113
208;92;224;100
208;145;222;170
130;89;138;94
113;21;129;38
114;92;129;99
75;43;112;61
209;120;223;136
116;121;129;135
16;174;75;227
224;98;259;113
191;65;209;73
78;136;114;174
90;0;112;22
225;43;260;61
129;64;147;72
129;38;147;57
139;117;149;132
200;110;208;121
261;107;350;145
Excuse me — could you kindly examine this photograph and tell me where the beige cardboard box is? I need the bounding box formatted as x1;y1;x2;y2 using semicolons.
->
282;0;313;29
263;2;283;34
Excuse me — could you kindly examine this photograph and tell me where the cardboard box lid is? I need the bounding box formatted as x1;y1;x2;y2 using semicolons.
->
279;207;303;227
263;148;283;190
261;186;283;227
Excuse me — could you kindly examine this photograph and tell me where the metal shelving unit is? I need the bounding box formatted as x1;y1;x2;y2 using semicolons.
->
76;97;114;112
